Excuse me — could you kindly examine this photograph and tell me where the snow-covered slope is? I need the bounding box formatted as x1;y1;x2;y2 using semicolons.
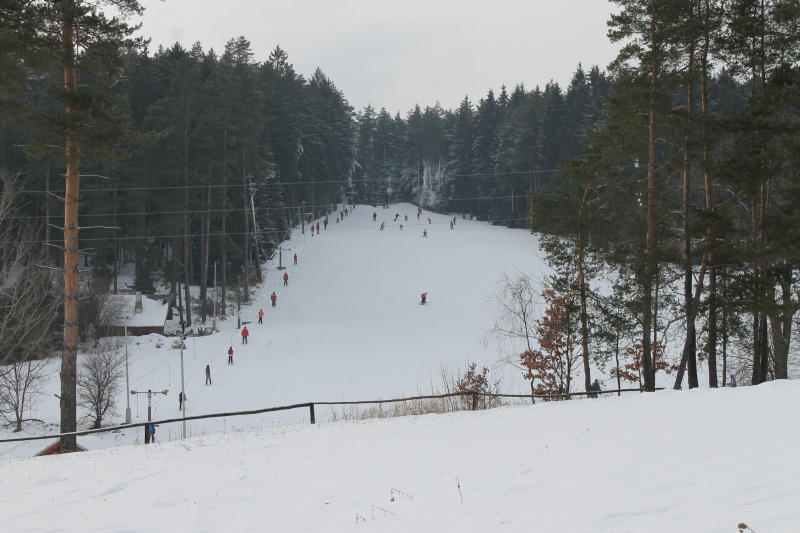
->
0;203;792;532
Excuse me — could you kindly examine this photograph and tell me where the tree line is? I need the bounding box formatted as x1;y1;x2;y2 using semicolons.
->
528;0;800;393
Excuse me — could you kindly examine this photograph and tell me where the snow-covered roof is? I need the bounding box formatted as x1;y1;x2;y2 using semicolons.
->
115;294;169;328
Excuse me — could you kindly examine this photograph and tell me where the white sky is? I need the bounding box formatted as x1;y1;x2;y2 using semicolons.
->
136;0;620;115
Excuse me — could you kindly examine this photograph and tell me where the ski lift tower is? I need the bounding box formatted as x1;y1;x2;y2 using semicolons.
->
276;247;291;270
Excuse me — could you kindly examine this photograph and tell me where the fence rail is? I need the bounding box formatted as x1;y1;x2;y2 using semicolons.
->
0;388;653;445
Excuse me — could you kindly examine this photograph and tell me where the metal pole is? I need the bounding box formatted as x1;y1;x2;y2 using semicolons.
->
180;339;186;439
147;390;152;422
213;262;217;331
124;326;131;424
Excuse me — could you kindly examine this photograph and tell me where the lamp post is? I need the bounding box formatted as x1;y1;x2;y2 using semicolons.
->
213;261;217;332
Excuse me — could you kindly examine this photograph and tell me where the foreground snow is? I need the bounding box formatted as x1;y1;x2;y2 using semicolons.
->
2;381;795;532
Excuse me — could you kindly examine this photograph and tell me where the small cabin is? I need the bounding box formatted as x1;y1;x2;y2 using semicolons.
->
35;441;88;456
99;292;170;337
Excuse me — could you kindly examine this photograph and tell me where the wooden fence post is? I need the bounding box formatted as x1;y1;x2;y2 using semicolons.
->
471;392;478;411
309;403;315;424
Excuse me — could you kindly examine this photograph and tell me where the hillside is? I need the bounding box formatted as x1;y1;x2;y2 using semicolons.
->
0;204;793;532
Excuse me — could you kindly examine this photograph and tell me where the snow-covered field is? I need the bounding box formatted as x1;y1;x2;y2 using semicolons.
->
0;203;793;532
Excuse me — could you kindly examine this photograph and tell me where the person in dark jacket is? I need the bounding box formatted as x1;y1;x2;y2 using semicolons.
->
590;379;602;398
205;365;212;385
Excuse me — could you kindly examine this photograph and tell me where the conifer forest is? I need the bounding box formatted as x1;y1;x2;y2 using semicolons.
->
2;1;800;448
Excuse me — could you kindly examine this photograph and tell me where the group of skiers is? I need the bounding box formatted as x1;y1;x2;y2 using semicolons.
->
310;207;353;236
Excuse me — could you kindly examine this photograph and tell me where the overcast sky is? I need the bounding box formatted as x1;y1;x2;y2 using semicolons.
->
136;0;620;116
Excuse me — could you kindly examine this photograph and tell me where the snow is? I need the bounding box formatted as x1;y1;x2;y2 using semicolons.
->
116;293;170;328
0;203;793;532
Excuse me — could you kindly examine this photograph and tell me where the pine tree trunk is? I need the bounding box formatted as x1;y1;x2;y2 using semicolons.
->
642;54;658;392
60;3;79;453
241;147;250;303
577;178;597;393
200;182;210;323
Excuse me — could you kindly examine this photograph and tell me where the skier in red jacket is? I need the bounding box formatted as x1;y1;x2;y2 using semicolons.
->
271;291;277;307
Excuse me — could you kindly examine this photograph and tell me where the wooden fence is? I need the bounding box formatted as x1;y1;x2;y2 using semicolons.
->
0;388;652;445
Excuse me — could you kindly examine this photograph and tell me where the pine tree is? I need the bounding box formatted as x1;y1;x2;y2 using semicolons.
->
16;0;145;453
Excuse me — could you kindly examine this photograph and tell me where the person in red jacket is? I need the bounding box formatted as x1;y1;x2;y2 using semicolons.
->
271;291;277;307
258;309;264;324
227;346;234;365
241;326;249;345
421;292;427;305
283;272;289;286
316;222;320;233
293;253;297;265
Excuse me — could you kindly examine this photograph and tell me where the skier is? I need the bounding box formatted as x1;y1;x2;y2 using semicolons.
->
293;253;298;265
324;218;328;230
380;222;385;231
311;225;315;236
241;326;249;345
316;222;320;233
450;221;453;230
178;391;185;410
336;217;339;224
404;214;408;221
729;375;737;387
453;216;457;226
590;379;602;398
271;291;277;307
423;229;427;237
421;292;427;305
373;212;377;221
258;309;264;324
283;272;289;286
228;346;234;365
147;423;156;444
205;365;212;385
399;224;403;230
427;217;432;224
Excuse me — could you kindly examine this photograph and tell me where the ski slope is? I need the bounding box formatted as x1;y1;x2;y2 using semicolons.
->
0;203;794;532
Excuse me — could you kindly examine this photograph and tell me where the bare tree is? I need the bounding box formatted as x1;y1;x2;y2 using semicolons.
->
78;281;128;345
483;271;542;369
0;358;53;432
77;342;125;428
0;170;60;368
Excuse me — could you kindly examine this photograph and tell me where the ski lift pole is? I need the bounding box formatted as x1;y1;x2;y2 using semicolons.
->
179;338;187;439
124;326;131;424
277;247;291;270
130;388;168;442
